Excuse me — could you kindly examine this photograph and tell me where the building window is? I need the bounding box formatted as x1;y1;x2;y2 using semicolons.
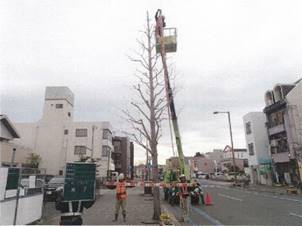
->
244;159;249;167
74;146;86;155
245;122;252;134
248;143;254;156
102;145;111;157
76;128;88;137
68;112;71;117
103;129;112;140
64;129;68;135
56;104;63;109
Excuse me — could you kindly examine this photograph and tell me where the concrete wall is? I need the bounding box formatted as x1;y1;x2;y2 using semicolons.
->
286;81;302;158
0;194;43;225
243;112;270;166
1;141;31;166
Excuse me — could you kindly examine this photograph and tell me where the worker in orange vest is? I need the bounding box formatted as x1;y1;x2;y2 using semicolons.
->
113;173;127;222
178;174;190;222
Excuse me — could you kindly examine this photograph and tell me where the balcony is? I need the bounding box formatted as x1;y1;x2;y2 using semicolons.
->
268;124;285;135
272;152;289;163
115;163;122;169
263;100;286;114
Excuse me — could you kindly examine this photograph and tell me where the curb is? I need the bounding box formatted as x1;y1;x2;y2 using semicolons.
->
162;203;181;226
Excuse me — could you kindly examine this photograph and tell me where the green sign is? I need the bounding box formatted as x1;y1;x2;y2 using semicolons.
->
259;164;272;175
6;168;20;190
63;163;96;201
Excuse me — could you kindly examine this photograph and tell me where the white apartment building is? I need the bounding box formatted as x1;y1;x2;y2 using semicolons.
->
243;112;271;185
223;148;248;160
221;147;248;173
13;87;114;178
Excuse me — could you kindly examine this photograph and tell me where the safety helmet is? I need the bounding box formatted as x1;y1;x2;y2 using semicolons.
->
179;174;186;179
118;173;125;180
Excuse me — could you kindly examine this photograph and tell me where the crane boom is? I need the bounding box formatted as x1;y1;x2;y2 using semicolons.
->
155;9;187;175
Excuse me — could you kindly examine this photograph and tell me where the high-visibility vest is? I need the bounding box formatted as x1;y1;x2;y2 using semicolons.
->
116;181;127;200
179;183;189;198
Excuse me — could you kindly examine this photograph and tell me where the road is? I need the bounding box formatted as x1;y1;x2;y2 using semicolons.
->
165;179;302;225
40;180;302;225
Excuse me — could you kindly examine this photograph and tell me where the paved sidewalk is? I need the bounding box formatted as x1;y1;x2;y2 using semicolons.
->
84;186;158;225
42;186;164;225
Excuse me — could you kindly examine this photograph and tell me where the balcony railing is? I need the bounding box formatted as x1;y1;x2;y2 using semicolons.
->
268;124;285;135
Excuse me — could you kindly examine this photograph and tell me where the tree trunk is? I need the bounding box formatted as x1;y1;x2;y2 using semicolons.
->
151;149;161;220
146;11;161;221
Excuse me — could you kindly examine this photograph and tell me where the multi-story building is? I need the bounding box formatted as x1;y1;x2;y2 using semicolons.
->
243;112;271;185
192;156;215;175
130;142;134;179
205;149;224;172
263;79;302;184
112;136;134;179
221;147;249;172
134;164;146;179
0;114;27;167
11;87;114;178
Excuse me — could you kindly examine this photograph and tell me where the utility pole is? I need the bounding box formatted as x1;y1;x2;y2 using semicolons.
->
91;125;95;159
213;111;237;183
227;111;237;183
10;148;16;167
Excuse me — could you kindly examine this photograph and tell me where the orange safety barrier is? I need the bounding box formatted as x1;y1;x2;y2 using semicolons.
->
106;181;197;189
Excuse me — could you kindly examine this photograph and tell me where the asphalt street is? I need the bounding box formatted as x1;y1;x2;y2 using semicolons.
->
166;179;302;226
40;180;302;225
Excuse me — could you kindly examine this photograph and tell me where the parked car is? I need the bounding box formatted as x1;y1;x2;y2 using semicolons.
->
214;172;223;176
20;178;45;196
44;176;65;202
225;172;236;181
196;172;209;179
21;178;45;188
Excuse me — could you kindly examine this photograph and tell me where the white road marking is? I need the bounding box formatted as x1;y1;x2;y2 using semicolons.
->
278;197;302;203
289;212;302;218
218;193;243;202
203;183;302;203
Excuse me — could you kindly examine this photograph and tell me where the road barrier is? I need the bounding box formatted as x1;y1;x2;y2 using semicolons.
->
105;181;196;189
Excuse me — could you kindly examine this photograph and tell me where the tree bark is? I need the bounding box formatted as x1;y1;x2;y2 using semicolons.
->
151;150;161;220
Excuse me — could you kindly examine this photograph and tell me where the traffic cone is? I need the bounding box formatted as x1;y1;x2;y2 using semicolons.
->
205;192;213;206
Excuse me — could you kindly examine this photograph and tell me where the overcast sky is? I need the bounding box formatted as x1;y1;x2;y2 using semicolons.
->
1;0;302;164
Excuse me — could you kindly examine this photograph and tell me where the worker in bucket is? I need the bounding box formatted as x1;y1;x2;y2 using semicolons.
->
113;173;127;222
155;9;166;38
177;174;190;222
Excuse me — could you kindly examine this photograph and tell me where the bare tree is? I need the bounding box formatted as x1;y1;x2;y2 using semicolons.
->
123;11;168;220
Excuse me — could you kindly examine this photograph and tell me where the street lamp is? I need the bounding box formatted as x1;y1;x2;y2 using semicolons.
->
213;111;237;183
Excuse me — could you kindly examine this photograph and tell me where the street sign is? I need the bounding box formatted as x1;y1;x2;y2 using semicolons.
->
63;163;96;201
6;168;20;190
